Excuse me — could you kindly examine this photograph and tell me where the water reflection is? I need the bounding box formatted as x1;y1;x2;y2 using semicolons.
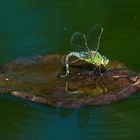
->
59;107;90;128
0;92;140;139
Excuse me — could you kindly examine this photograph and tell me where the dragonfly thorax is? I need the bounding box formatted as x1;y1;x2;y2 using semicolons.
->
78;51;109;66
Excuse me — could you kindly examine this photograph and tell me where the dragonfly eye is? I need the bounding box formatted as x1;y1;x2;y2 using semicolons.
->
102;55;109;66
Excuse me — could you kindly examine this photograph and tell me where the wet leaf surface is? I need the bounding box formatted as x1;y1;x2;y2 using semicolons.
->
0;54;139;108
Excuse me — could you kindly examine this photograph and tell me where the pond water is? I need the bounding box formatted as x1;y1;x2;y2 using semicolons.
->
0;0;140;139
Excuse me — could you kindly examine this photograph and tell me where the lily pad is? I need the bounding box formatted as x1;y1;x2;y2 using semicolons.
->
0;54;140;108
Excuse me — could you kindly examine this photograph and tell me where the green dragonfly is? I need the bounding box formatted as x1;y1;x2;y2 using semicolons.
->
62;23;109;77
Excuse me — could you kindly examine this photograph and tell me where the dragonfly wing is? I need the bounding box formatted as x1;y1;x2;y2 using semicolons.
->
70;32;89;52
87;24;103;52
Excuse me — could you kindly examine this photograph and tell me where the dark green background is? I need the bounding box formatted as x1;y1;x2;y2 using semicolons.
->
0;0;140;140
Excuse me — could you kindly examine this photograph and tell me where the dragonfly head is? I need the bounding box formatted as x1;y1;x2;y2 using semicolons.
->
102;55;109;66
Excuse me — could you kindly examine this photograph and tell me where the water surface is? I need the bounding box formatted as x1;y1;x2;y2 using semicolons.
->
0;0;140;139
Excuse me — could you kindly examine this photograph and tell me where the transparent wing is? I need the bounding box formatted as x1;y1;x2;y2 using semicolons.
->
70;32;89;52
87;23;103;52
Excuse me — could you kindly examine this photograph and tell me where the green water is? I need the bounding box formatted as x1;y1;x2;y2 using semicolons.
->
0;0;140;139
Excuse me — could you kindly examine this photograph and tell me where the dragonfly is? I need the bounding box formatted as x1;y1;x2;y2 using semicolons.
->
61;23;109;77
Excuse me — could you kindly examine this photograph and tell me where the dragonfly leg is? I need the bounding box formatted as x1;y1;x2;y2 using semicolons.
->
98;65;102;75
69;58;80;64
89;65;98;76
98;65;107;75
89;64;105;76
